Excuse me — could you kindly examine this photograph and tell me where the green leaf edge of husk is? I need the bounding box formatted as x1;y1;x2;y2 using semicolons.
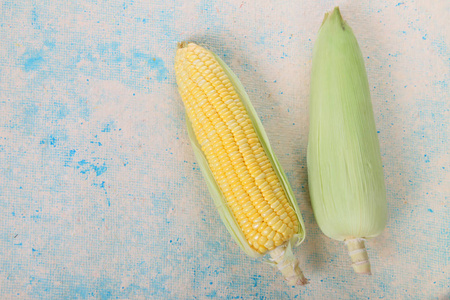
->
185;47;306;259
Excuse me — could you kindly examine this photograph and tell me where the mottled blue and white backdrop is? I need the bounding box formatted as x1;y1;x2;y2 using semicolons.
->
0;0;448;299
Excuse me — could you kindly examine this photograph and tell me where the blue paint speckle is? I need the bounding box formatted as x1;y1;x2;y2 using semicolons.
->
31;6;40;29
40;135;59;146
250;274;261;287
132;52;168;82
49;135;57;146
78;160;89;166
90;141;102;146
22;50;44;71
92;164;107;176
55;103;69;119
44;40;55;49
428;209;433;213
101;121;116;132
206;290;217;298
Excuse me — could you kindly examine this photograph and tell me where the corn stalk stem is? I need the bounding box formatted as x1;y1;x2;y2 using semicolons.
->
269;243;308;285
345;238;372;275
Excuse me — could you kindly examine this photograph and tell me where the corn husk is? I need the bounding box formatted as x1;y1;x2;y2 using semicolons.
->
307;7;388;274
181;44;307;284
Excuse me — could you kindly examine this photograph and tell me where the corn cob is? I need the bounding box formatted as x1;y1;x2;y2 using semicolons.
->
307;7;387;274
175;42;307;285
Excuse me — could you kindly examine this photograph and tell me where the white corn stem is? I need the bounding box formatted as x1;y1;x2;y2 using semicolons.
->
269;243;308;285
345;238;371;275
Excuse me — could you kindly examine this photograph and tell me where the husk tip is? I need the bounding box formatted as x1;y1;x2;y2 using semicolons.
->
321;12;330;26
321;6;346;30
332;7;342;19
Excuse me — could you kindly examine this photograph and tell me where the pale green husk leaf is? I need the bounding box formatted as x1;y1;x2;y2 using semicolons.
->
186;49;306;258
307;7;387;241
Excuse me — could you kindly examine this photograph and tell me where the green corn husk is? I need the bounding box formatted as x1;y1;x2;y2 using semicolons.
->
307;7;387;275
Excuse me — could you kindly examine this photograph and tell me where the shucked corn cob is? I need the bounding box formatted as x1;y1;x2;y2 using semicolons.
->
175;42;307;285
177;44;297;252
307;7;387;275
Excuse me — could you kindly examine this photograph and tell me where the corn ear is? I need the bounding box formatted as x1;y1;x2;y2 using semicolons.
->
307;7;387;275
176;42;307;285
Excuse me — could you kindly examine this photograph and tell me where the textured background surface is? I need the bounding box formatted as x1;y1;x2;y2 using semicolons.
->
0;0;448;299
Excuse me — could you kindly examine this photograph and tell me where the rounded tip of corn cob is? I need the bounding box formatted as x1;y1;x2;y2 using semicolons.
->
269;242;308;286
345;238;372;275
177;41;189;49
